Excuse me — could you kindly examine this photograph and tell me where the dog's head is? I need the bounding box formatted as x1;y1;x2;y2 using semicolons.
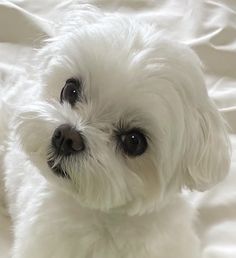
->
16;8;231;215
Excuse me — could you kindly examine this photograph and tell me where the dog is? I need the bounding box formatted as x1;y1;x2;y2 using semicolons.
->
0;3;231;258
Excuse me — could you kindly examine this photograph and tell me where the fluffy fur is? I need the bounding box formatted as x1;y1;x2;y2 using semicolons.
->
0;3;231;258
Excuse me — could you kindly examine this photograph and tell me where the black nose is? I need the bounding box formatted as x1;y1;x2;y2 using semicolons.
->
52;124;85;156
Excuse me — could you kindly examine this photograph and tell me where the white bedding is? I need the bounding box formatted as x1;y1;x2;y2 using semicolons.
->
0;0;236;257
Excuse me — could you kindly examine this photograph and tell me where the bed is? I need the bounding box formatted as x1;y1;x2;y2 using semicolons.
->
0;0;236;257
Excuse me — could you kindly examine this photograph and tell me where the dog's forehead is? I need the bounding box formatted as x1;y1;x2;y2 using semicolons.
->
83;69;151;123
45;20;199;130
63;31;154;110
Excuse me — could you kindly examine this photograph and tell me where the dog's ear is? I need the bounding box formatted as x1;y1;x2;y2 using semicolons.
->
183;101;231;191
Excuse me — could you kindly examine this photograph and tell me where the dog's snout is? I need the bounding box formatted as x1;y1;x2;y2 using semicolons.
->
52;124;84;156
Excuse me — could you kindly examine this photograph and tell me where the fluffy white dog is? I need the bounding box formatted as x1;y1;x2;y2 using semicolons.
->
0;3;231;258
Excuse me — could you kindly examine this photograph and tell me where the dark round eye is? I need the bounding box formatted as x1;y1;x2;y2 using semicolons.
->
60;78;81;106
119;130;147;157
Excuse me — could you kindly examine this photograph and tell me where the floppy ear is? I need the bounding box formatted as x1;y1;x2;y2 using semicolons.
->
183;101;231;191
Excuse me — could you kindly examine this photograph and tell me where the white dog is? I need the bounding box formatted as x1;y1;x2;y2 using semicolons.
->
0;3;231;258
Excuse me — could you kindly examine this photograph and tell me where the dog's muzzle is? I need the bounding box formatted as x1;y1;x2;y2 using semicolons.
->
51;124;85;156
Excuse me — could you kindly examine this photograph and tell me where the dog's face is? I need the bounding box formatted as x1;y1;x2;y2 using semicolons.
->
16;11;230;215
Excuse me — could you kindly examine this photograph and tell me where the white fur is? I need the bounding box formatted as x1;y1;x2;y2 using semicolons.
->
0;3;231;258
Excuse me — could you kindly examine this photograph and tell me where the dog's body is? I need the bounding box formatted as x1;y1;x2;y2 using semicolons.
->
0;2;230;258
4;160;199;258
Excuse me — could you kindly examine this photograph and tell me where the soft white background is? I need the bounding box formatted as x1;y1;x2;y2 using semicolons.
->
0;0;236;257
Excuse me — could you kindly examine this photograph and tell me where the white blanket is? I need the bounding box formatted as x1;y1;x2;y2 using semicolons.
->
0;1;236;257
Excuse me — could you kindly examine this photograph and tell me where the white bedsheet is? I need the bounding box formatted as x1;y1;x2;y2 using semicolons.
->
0;1;236;257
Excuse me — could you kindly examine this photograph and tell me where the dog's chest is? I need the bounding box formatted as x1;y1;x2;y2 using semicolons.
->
5;161;200;258
30;192;199;258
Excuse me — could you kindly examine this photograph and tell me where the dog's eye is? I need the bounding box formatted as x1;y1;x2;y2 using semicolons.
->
60;78;81;106
118;130;147;157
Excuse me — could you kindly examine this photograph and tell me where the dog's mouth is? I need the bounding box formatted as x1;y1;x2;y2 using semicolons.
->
47;159;70;179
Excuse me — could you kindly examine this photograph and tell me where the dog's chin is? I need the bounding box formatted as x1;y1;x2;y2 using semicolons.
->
47;159;70;179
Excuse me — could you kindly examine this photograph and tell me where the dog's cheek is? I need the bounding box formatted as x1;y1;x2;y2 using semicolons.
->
15;112;54;158
72;153;143;211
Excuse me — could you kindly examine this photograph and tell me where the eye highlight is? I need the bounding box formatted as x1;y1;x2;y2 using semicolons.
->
117;129;147;157
60;78;81;106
